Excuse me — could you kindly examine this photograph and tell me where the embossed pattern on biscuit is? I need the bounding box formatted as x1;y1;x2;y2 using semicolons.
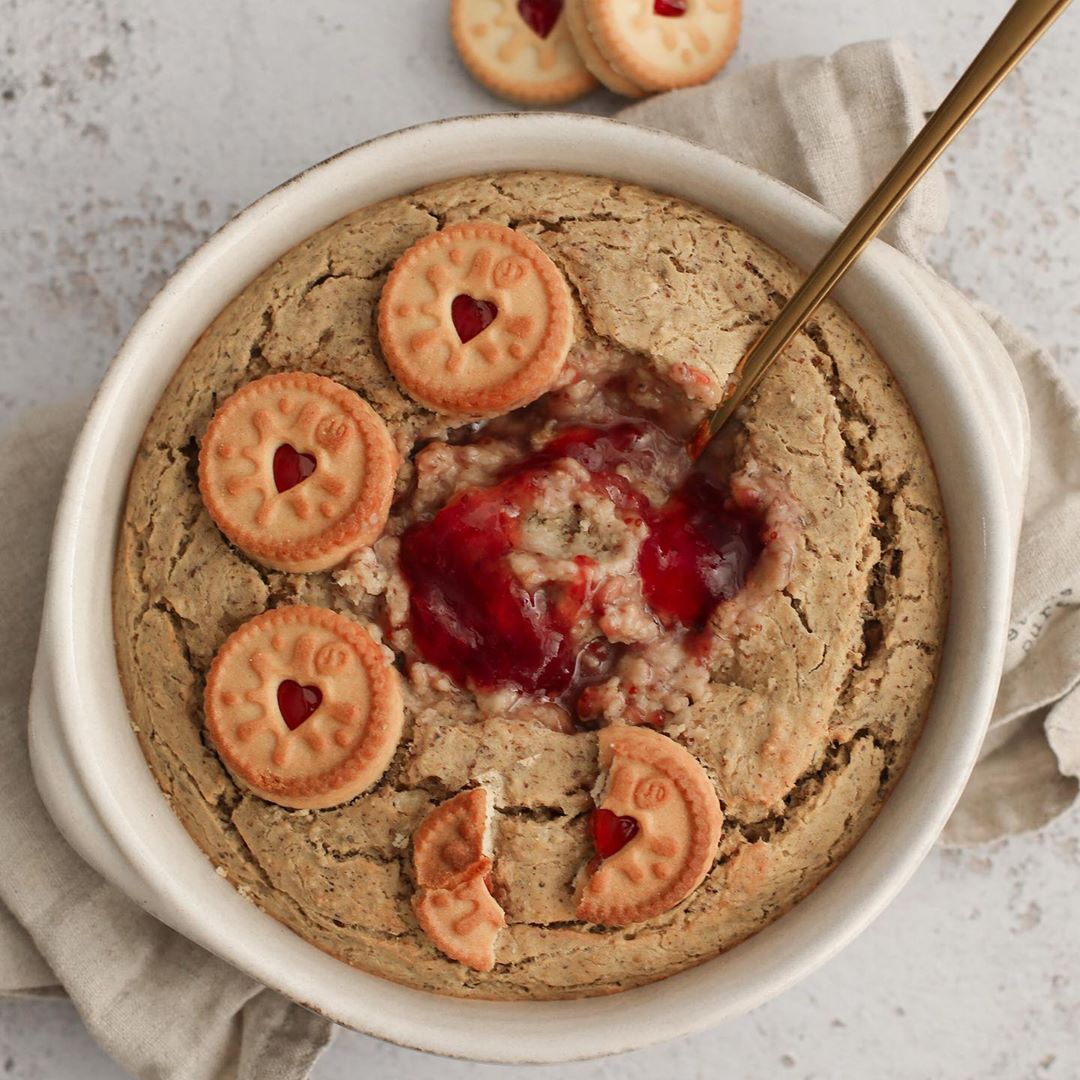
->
451;0;597;105
414;876;507;974
413;787;492;891
584;0;741;92
411;788;507;971
378;221;574;418
204;606;404;810
199;372;399;573
576;726;723;925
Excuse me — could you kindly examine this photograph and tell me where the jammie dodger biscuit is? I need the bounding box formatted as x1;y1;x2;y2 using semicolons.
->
412;788;507;971
413;787;492;890
576;726;723;925
414;876;507;973
198;372;399;573
564;0;647;97
452;0;597;104
204;606;404;810
377;221;574;418
582;0;741;92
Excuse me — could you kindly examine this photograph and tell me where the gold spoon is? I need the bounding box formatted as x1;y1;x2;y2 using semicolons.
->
689;0;1073;459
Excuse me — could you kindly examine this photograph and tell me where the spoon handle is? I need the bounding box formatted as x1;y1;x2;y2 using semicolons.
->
690;0;1073;457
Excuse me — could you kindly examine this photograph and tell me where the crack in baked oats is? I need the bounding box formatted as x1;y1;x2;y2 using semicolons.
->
113;171;947;998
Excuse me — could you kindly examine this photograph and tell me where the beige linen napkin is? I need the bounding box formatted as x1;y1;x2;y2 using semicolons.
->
2;37;1077;1080
0;401;335;1077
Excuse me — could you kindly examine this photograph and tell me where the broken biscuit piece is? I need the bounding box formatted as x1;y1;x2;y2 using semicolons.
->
411;788;507;971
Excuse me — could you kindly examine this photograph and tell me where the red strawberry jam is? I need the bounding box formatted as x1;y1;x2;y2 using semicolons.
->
654;0;688;15
399;469;590;697
590;808;639;858
518;0;563;38
451;294;498;343
400;423;764;700
273;444;317;493
277;680;322;730
639;473;763;629
400;426;651;697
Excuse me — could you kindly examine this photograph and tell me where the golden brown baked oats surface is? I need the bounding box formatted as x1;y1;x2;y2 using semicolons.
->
113;172;948;999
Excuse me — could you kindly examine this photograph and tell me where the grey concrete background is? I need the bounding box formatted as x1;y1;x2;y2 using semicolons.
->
1;0;1078;1076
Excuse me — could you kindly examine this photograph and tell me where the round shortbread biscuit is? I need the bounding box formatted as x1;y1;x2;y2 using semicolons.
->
204;606;404;810
451;0;597;104
378;221;574;418
583;0;741;92
576;726;723;925
564;0;648;98
198;372;399;573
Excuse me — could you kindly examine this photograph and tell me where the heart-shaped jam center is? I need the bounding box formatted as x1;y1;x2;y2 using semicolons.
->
451;294;498;343
590;808;639;858
273;444;317;493
277;680;322;730
517;0;562;38
654;0;688;15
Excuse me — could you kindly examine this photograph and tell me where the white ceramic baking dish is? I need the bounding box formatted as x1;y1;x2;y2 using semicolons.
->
28;114;1027;1063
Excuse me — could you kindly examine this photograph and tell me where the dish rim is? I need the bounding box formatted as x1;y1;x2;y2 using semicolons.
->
33;112;1014;1063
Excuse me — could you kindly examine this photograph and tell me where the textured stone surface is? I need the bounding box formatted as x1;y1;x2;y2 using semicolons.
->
2;0;1077;1073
